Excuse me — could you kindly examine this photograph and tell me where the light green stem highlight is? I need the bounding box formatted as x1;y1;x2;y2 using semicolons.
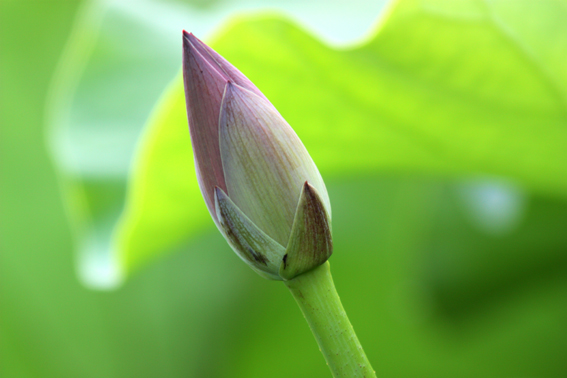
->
285;261;376;378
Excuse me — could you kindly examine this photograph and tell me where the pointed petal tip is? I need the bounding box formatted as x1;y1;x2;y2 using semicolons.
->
303;181;319;198
222;81;256;102
213;186;226;223
182;31;202;55
182;31;193;54
183;31;205;49
182;32;229;84
222;80;237;102
213;186;224;202
183;30;199;41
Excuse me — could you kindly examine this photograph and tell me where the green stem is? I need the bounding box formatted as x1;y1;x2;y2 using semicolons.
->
284;261;376;378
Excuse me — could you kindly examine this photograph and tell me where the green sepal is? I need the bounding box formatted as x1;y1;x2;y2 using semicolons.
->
214;187;285;280
279;182;333;280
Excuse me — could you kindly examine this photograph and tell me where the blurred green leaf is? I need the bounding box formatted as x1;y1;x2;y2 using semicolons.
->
423;180;567;320
115;79;212;272
47;1;185;288
117;0;567;275
325;177;567;378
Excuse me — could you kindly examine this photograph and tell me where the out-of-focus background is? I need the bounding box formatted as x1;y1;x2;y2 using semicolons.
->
2;0;567;377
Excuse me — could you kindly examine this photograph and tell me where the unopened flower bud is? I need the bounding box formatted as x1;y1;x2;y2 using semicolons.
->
182;31;332;280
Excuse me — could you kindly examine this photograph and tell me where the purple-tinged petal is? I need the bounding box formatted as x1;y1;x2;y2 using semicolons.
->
279;182;332;280
182;31;229;220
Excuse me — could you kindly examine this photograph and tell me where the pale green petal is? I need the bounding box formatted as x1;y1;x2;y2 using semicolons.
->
219;83;330;246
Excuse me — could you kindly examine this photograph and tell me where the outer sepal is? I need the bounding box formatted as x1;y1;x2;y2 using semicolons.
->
279;182;333;280
214;187;285;280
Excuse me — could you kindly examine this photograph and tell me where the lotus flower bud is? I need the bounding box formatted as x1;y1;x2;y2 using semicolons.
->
182;31;332;280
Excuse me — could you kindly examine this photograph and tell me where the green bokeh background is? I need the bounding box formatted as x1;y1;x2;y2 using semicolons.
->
2;1;567;377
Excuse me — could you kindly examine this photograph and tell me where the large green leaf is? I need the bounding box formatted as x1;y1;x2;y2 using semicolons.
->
116;0;567;275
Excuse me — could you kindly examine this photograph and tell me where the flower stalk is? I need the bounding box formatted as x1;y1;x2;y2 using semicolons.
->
285;262;376;378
